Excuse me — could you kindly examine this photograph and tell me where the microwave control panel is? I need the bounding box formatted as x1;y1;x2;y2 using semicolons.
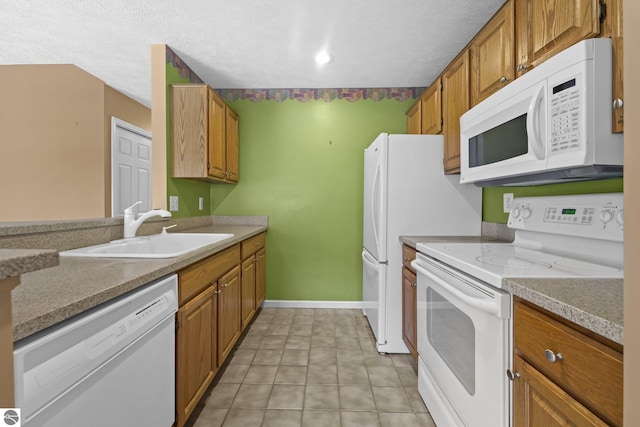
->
550;78;581;154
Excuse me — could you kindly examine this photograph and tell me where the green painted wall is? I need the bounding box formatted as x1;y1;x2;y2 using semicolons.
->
210;98;413;301
482;178;623;223
165;62;212;218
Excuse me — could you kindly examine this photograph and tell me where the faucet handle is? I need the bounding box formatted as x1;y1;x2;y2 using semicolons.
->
162;224;178;234
124;201;143;215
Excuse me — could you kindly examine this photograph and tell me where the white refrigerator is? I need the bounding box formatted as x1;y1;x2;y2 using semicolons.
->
362;133;482;353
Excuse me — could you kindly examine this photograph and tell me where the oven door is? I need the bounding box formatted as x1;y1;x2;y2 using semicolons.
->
412;254;511;427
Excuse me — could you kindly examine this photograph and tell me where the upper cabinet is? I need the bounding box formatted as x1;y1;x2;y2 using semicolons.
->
442;50;470;174
421;79;443;135
470;1;515;106
611;0;623;133
515;0;602;74
171;84;239;183
406;100;422;134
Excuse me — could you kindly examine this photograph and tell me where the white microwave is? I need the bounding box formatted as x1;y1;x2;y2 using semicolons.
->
460;38;623;186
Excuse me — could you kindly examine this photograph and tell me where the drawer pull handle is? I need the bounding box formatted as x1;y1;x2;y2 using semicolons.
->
506;369;520;381
544;349;564;363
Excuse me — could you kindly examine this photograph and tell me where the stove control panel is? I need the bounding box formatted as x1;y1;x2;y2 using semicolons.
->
508;193;623;241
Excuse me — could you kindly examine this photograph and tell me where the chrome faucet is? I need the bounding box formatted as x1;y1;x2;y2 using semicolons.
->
123;201;172;238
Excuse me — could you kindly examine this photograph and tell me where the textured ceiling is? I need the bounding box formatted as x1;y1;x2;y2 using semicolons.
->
0;0;505;107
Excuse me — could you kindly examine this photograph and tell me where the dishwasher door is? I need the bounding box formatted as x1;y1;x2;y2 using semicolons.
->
14;274;178;427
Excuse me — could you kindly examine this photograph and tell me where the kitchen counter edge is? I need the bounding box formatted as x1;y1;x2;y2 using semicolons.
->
12;224;267;342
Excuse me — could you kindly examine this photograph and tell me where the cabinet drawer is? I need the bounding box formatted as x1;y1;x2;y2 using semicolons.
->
402;245;417;271
514;302;622;426
178;244;240;305
241;232;265;259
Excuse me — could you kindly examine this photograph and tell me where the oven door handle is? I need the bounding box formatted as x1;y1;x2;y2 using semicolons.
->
413;261;503;317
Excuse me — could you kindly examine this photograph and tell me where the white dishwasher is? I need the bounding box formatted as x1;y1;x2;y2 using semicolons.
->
14;274;178;427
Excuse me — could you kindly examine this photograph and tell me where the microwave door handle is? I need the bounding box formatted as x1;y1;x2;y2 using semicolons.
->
413;262;502;317
527;85;546;160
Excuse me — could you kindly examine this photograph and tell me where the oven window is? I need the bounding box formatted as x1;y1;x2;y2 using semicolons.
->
427;287;475;395
468;114;528;167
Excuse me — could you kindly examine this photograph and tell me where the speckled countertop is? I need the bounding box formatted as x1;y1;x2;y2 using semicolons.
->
12;224;266;342
402;234;623;346
0;248;59;280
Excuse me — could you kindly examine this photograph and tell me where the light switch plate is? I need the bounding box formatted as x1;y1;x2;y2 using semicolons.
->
169;196;179;212
199;197;204;210
503;193;514;213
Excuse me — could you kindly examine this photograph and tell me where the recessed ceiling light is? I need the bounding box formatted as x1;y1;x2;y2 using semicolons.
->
315;51;333;65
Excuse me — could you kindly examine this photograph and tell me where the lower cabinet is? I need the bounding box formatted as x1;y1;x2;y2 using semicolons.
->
176;285;218;427
401;245;418;361
218;265;241;362
512;299;623;426
175;234;267;427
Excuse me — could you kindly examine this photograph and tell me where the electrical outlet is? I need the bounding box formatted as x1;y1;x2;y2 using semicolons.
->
169;196;179;212
199;197;204;211
503;193;514;213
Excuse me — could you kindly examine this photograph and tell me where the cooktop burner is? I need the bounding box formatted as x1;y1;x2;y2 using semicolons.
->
477;255;553;269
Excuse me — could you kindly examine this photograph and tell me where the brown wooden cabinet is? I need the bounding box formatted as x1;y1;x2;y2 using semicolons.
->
217;265;241;363
512;300;623;426
171;84;239;183
421;79;443;135
241;256;256;330
401;245;418;361
611;0;623;132
442;50;470;174
255;247;266;308
515;0;602;75
176;284;218;427
406;100;422;134
470;1;515;106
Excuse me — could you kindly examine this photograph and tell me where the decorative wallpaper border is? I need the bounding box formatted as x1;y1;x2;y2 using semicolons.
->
166;46;425;103
217;87;426;103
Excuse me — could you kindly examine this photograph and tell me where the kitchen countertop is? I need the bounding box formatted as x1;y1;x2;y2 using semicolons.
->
402;235;623;346
0;248;59;280
12;224;266;342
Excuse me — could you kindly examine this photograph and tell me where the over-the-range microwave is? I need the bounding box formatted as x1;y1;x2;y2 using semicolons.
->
460;38;623;187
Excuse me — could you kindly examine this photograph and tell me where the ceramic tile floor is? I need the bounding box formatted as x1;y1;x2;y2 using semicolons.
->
185;307;437;427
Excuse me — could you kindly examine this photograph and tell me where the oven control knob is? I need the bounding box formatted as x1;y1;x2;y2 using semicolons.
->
600;209;614;224
521;208;532;220
616;209;624;226
511;207;521;219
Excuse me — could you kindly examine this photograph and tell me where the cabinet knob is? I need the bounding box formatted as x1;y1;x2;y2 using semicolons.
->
544;349;564;363
506;369;521;381
403;257;409;262
613;98;624;110
499;76;509;83
516;64;527;72
221;283;228;288
214;290;221;294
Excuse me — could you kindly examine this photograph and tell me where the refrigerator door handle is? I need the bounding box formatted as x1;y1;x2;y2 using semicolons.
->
362;249;379;267
371;163;381;254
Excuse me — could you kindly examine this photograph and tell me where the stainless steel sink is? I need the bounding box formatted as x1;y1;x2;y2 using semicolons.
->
60;233;234;258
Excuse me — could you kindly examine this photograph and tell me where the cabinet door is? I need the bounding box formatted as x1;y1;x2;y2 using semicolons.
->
406;100;422;134
208;88;227;180
225;105;239;182
611;0;623;133
241;256;256;330
442;50;470;174
513;355;608;427
470;1;515;105
171;85;209;178
518;0;601;72
255;248;266;309
218;266;241;362
176;285;217;427
421;79;442;134
401;267;417;361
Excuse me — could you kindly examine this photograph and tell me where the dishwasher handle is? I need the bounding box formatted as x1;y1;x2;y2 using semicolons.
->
412;259;509;318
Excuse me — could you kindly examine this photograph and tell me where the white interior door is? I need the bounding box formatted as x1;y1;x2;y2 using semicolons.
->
111;118;152;216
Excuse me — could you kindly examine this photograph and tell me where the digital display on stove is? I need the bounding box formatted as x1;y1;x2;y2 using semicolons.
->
562;208;577;215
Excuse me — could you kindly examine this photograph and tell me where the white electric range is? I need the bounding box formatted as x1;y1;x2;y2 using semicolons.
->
412;193;623;427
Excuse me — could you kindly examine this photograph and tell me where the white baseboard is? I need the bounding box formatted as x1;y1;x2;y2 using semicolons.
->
262;300;364;309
